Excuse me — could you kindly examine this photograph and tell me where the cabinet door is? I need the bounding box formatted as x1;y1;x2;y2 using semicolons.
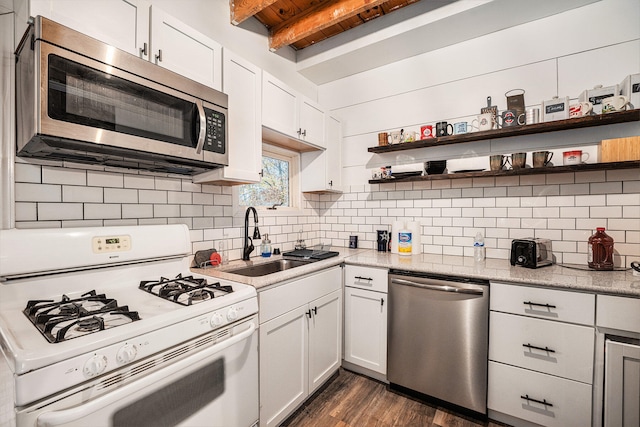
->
308;290;342;393
605;340;640;427
262;72;299;138
300;116;342;193
31;0;149;57
150;5;222;90
344;287;387;374
193;51;262;185
259;306;309;427
299;97;325;148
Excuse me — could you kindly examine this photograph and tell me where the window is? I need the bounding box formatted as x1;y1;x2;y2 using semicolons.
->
238;144;299;210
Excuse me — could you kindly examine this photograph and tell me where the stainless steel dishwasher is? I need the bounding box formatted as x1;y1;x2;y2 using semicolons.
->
387;269;490;415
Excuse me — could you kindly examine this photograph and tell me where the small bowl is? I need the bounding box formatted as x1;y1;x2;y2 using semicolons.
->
425;160;447;175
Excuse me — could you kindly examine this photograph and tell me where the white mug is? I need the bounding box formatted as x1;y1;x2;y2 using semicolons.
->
389;131;402;144
602;95;630;113
569;102;593;117
472;113;495;131
563;150;589;165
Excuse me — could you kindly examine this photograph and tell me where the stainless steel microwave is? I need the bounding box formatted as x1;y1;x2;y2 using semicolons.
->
16;16;228;175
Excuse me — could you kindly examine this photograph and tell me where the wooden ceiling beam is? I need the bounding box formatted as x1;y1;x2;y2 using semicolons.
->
269;0;389;51
230;0;279;25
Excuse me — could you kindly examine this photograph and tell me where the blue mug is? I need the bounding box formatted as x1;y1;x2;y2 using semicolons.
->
453;122;469;135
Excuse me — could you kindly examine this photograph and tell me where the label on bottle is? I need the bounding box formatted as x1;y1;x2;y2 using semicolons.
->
398;232;412;255
588;245;593;263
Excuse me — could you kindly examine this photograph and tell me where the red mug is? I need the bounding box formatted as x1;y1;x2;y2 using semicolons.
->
420;125;434;139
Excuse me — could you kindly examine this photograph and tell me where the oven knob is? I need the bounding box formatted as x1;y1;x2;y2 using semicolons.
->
227;307;238;321
116;344;138;364
210;313;224;327
83;355;108;377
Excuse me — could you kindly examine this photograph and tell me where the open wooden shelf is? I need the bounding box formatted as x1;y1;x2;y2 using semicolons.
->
368;110;640;154
368;160;640;184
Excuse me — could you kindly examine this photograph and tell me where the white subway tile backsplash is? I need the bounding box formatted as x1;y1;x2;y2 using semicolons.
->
105;188;138;204
15;202;37;221
575;170;606;183
590;206;623;219
546;173;574;184
84;204;121;219
122;204;153;219
16;183;61;202
139;190;168;204
38;203;83;221
576;195;606;206
591;181;623;194
15;163;41;183
168;191;192;204
560;183;590;195
124;174;155;189
532;185;560;197
87;171;123;188
42;166;86;186
623;205;640;218
62;186;103;203
155;177;182;191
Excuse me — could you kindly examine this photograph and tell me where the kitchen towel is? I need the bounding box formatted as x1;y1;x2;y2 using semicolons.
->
408;221;421;255
391;221;405;254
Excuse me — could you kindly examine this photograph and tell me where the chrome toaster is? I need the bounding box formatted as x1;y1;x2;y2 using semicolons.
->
510;238;553;268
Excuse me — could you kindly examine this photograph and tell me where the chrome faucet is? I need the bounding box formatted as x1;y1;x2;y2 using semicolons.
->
243;207;261;261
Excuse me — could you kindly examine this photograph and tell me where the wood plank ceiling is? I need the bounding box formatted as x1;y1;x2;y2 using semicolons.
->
230;0;422;51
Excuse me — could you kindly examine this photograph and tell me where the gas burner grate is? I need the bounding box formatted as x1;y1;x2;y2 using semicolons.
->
139;274;233;306
23;290;140;343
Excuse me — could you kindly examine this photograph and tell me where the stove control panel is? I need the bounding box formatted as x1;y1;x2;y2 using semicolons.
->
116;344;138;364
92;234;131;253
83;354;108;377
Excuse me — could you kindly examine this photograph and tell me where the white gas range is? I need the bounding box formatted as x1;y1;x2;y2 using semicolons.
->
0;224;258;427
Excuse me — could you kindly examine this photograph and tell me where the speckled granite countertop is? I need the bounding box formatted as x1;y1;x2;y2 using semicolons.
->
192;249;640;297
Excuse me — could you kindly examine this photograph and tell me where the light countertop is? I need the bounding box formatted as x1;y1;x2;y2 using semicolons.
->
192;249;640;297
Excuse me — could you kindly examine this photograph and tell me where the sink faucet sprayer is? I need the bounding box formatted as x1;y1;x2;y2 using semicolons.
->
243;207;261;260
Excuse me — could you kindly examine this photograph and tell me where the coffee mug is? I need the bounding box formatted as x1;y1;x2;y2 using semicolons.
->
403;131;417;142
499;109;525;128
511;152;527;169
472;113;496;131
601;95;630;113
420;125;434;139
490;154;508;171
569;102;593;118
453;122;469;135
525;108;540;125
389;131;402;144
378;132;389;146
436;121;454;137
563;150;589;165
533;151;553;168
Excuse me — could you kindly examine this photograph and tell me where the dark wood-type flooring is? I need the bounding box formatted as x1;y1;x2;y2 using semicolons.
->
281;369;509;427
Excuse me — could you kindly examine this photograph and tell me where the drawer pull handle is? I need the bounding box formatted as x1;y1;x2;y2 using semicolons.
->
520;394;553;407
306;309;312;318
355;276;373;281
522;343;556;353
381;298;384;307
523;301;556;309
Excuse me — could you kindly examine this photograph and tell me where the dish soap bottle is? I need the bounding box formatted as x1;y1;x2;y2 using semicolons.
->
588;227;614;270
261;234;272;258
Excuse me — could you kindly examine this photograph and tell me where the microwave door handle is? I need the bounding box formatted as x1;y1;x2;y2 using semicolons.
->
195;100;206;154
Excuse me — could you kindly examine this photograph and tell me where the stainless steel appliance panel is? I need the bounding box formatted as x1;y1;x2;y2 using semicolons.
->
387;271;489;414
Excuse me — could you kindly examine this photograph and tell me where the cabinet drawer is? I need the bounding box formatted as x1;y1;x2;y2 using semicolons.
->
489;312;594;383
488;361;592;427
490;282;595;325
344;265;388;293
259;267;342;324
597;294;640;333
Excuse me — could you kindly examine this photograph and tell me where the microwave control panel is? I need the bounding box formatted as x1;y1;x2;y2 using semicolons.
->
203;107;226;154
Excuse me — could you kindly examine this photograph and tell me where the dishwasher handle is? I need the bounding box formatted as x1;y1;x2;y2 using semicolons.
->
391;277;485;295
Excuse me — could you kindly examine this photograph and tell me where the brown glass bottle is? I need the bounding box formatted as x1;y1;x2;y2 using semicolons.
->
588;227;614;270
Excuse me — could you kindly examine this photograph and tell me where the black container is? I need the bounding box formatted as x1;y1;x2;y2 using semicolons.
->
349;236;358;249
377;230;389;252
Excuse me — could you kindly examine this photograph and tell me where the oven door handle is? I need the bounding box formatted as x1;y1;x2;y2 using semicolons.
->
36;321;256;427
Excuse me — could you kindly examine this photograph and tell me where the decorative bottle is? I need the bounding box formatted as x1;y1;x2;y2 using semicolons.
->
474;232;485;262
588;227;614;270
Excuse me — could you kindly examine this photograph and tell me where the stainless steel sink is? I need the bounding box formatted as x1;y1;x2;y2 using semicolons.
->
227;259;314;277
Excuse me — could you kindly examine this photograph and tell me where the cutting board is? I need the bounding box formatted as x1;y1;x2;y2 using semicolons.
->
600;136;640;162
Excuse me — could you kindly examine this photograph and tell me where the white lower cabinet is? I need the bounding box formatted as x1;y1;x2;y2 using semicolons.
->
343;265;388;377
488;362;593;427
258;267;342;427
488;282;595;427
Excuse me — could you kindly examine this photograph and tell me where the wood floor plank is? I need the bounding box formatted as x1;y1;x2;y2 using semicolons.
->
281;369;509;427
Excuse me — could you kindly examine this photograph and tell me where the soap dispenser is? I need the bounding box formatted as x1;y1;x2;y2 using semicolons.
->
261;234;272;258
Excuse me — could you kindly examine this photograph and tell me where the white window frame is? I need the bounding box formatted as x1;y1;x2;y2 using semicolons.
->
233;143;302;216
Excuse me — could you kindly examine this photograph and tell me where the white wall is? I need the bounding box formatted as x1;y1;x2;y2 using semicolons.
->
318;0;640;185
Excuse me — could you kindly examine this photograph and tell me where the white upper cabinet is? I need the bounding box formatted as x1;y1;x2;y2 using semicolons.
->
262;71;325;149
193;50;262;185
29;0;149;58
27;0;221;90
301;115;342;193
149;5;222;90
